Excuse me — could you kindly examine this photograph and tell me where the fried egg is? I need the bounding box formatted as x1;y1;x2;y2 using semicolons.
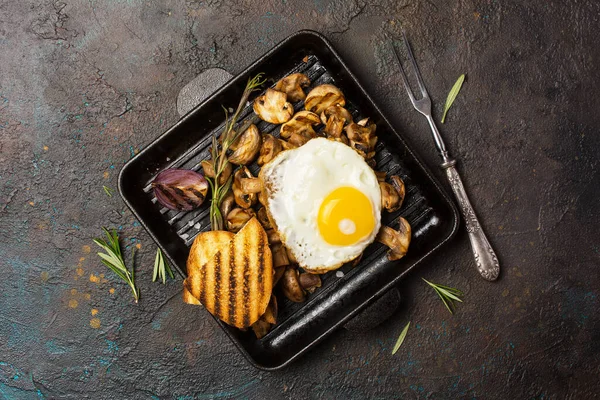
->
260;138;381;272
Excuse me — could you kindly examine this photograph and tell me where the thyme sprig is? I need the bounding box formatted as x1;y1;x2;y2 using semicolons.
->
93;228;139;302
423;278;463;314
207;73;266;230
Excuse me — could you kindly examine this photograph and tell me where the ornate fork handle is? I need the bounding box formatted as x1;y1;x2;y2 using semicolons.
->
443;161;500;281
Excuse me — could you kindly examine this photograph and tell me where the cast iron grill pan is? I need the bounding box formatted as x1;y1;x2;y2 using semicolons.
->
119;30;458;370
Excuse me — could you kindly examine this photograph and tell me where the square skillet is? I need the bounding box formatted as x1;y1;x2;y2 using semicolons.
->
119;30;459;370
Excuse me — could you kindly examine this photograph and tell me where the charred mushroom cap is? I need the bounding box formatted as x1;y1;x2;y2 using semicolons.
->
251;319;271;339
253;88;294;124
273;267;285;286
286;246;298;264
266;229;281;245
287;131;312;147
304;84;346;115
298;273;322;294
320;105;353;125
279;111;321;139
281;267;306;302
345;119;378;167
228;124;262;165
257;134;283;166
380;182;401;213
256;207;272;229
219;190;235;221
226;207;256;232
274;73;311;102
232;166;257;208
375;170;387;182
239;177;262;194
271;242;290;268
376;217;412;260
201;159;232;186
321;105;353;142
279;138;296;150
389;175;406;210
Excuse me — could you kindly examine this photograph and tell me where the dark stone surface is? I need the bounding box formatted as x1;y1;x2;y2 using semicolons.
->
1;0;599;398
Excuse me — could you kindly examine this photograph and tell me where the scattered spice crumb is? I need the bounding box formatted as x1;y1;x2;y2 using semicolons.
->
71;289;78;295
82;245;91;253
90;318;101;329
109;288;115;294
68;299;78;308
28;201;35;206
43;145;49;151
89;274;101;283
40;271;49;282
76;267;84;276
302;55;309;63
91;308;99;316
135;243;142;250
84;293;91;300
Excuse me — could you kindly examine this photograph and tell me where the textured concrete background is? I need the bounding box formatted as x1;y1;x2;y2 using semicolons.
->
1;0;599;399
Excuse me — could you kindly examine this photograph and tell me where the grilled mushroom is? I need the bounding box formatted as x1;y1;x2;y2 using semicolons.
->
228;124;261;165
274;73;311;102
280;111;320;139
380;182;401;213
375;170;387;182
251;319;271;339
262;295;278;324
286;246;298;264
240;177;262;194
219;190;235;221
320;105;353;141
299;273;321;294
345;118;377;167
257;207;272;229
376;217;412;260
201;160;232;185
226;208;255;232
273;267;285;286
232;166;257;208
281;266;306;302
279;138;297;150
257;134;283;166
271;242;290;268
253;88;294;124
389;175;406;210
266;229;281;244
304;84;346;115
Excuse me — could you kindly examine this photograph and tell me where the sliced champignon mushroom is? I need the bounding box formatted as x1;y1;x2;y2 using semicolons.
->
389;175;406;210
274;73;311;102
279;111;320;139
232;166;257;208
257;207;272;229
251;319;271;339
239;177;262;194
376;217;412;261
253;88;294;124
219;190;235;222
320;104;353;125
281;266;306;302
286;246;298;264
228;124;262;165
257;134;283;166
298;273;321;294
320;105;353;142
226;207;255;232
375;170;387;182
380;182;401;213
345;119;378;167
288;131;312;147
201;159;232;185
273;266;285;286
271;242;290;268
266;229;281;245
304;84;346;115
279;138;297;150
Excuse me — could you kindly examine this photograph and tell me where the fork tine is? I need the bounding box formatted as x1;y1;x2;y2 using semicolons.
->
390;41;416;105
401;31;429;98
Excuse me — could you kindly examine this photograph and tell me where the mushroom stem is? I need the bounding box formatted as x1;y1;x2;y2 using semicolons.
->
376;218;412;261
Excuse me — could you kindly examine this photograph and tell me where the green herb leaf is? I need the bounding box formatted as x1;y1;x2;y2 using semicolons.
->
441;74;465;124
423;278;464;314
392;321;411;355
153;248;174;285
94;228;139;302
103;185;113;197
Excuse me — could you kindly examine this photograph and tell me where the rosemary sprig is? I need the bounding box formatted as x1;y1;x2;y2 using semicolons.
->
392;321;411;355
153;248;174;284
441;74;465;124
207;73;266;230
93;228;139;302
103;185;113;197
423;278;463;314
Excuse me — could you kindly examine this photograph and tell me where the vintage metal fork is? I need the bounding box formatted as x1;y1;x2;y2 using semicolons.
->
390;32;500;281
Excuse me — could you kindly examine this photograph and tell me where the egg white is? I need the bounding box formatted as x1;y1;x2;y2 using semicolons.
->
260;138;381;272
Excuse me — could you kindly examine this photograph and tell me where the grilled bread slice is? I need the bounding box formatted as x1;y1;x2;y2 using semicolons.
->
183;230;235;305
185;218;273;328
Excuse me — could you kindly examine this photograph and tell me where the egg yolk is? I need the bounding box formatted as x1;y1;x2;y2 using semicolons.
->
317;186;376;246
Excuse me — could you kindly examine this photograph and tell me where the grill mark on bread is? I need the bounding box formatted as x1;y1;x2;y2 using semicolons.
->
256;233;265;318
213;252;222;318
242;253;250;328
228;239;237;326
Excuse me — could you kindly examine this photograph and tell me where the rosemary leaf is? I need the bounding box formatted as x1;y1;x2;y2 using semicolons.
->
441;74;465;124
94;228;139;303
423;278;463;314
392;321;411;355
103;185;113;197
153;248;174;285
